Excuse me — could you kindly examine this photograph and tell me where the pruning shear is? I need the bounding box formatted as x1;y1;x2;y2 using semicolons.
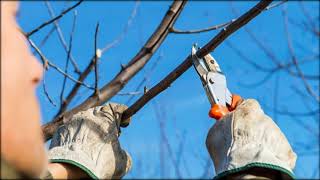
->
191;44;242;120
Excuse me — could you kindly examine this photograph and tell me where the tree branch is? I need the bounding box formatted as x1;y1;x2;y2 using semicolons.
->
57;0;141;114
282;5;319;102
170;0;286;35
28;39;94;90
101;1;140;53
42;1;187;141
26;1;83;37
170;19;236;34
60;11;77;105
94;23;100;96
121;0;273;121
42;72;57;107
45;1;81;74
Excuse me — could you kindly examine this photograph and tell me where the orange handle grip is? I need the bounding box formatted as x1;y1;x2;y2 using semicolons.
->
208;104;229;120
227;94;243;111
208;94;243;120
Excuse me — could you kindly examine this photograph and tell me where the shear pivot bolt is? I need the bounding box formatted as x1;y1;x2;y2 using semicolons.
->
209;78;214;84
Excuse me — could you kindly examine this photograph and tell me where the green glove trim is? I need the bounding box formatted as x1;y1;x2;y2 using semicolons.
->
214;162;294;179
49;159;98;179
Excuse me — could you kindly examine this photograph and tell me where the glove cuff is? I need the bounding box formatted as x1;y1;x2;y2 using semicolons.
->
48;147;98;179
214;162;294;179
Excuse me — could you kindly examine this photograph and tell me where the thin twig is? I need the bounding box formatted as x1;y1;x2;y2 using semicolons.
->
118;91;143;96
94;22;100;96
121;0;274;121
28;39;94;90
39;26;55;48
264;0;288;11
60;10;77;105
126;52;164;104
298;1;317;34
38;3;71;49
101;1;140;53
42;1;187;141
267;105;319;116
42;72;57;107
282;5;319;102
56;0;142;115
226;40;319;80
153;102;182;178
230;3;318;81
238;54;319;88
45;1;81;74
170;0;287;35
26;1;83;37
170;19;236;34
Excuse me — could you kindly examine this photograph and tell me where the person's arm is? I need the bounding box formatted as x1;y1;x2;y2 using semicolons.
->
206;99;297;179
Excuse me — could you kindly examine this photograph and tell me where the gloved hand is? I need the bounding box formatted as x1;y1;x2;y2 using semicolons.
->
206;99;297;179
48;103;132;179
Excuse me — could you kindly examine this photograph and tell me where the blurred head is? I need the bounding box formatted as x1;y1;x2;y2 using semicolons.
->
1;1;47;177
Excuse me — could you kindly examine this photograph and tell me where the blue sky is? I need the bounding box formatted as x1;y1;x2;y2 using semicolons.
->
18;1;319;178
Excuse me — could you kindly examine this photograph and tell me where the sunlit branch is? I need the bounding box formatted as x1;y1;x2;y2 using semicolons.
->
42;1;187;141
121;0;274;121
170;19;236;34
56;0;141;115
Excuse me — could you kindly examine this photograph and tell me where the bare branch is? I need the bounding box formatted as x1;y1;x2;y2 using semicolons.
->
28;39;94;90
264;0;288;10
60;11;77;105
298;1;317;33
269;106;319;117
226;40;319;80
57;0;141;114
170;0;287;35
42;73;57;107
117;91;143;96
38;26;55;48
101;1;140;53
282;5;319;102
26;1;83;37
42;1;187;141
126;52;164;104
45;1;81;74
94;23;100;96
230;2;319;81
170;19;236;34
121;0;274;121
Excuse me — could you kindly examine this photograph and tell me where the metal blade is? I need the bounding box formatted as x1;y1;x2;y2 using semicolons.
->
191;46;208;83
203;53;223;73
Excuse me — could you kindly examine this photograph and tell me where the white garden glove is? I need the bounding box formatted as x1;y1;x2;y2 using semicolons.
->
48;103;132;179
206;99;297;179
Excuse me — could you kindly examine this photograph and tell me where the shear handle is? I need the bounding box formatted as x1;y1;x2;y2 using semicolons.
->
208;94;242;120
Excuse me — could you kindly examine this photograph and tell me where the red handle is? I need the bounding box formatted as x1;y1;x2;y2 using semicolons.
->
208;94;243;120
